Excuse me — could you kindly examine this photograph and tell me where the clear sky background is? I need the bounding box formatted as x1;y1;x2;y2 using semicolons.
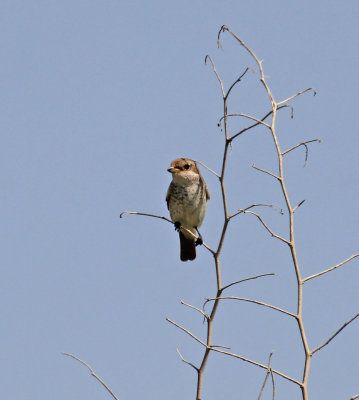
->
1;1;358;399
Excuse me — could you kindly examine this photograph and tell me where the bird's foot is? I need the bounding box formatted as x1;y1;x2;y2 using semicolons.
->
195;237;203;246
196;237;203;246
195;227;203;246
174;221;181;232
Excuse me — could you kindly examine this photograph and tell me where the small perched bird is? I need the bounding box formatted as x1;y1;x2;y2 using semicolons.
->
166;158;210;261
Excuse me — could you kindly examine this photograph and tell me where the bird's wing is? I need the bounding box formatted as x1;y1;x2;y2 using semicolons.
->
205;184;210;201
165;184;172;210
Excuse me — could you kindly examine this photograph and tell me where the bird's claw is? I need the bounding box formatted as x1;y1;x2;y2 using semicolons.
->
174;221;181;232
195;237;203;246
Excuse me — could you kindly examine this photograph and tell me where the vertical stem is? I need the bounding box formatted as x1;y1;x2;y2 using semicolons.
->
196;277;221;399
270;105;311;400
196;66;230;400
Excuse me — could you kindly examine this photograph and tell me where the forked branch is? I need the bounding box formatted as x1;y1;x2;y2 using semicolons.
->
257;352;276;400
282;138;322;166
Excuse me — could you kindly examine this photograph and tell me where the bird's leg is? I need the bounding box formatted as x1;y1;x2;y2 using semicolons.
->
174;221;181;232
195;227;203;246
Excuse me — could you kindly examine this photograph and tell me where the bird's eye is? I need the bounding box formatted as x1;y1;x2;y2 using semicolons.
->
184;164;190;170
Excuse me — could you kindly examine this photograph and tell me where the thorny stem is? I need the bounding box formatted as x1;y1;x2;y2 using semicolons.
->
196;54;233;400
219;25;317;400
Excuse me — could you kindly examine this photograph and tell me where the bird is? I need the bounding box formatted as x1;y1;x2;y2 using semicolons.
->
166;158;210;261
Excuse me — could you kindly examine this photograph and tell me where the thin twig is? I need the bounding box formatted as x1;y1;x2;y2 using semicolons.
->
62;353;120;400
293;200;306;213
211;347;302;386
218;25;276;105
120;211;215;255
303;254;359;283
119;211;172;224
224;113;271;128
277;88;317;106
282;139;322;166
311;313;359;355
252;164;280;180
176;348;199;372
181;300;209;320
169;310;301;387
166;318;207;347
205;297;296;318
221;273;275;292
257;352;274;400
195;160;220;178
227;104;291;141
350;394;359;400
229;203;284;220
204;54;225;97
225;67;250;99
211;344;231;349
282;139;322;156
243;210;290;244
270;363;276;400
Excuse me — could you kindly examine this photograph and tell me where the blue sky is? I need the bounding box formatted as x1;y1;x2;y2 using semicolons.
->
1;1;358;399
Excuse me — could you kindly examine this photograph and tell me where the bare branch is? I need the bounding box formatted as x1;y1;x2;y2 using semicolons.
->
228;104;291;141
293;199;306;213
205;296;296;318
211;344;231;349
195;159;220;178
166;318;207;347
62;353;120;400
225;113;272;128
179;226;215;255
282;139;322;166
210;346;302;386
120;211;172;223
205;54;225;98
277;88;317;106
181;300;209;320
257;352;274;400
229;203;284;220
270;363;276;400
311;313;359;355
120;211;215;255
176;348;199;372
303;254;359;283
252;164;280;180
243;210;290;244
221;273;275;292
282;139;322;156
218;25;276;104
350;394;359;400
225;67;250;99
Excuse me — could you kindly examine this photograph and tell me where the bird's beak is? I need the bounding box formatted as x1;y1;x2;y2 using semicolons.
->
167;167;178;173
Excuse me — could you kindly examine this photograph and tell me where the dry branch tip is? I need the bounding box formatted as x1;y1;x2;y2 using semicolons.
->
311;313;359;355
293;199;306;212
62;352;120;400
303;253;359;282
176;348;199;372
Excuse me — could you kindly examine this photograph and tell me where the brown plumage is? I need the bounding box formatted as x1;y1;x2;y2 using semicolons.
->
166;158;210;261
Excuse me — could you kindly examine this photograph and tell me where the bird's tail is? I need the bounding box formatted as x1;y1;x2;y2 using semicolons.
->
179;231;196;261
